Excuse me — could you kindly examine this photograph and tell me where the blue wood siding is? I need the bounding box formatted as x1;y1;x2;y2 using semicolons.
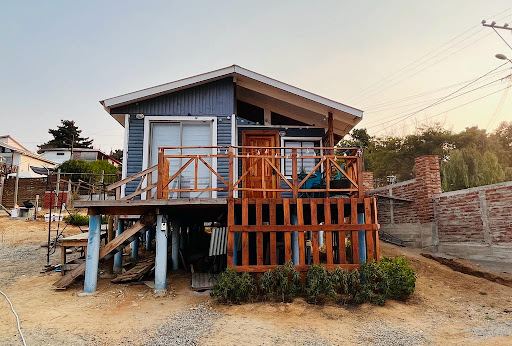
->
115;78;235;197
126;115;144;197
112;78;234;116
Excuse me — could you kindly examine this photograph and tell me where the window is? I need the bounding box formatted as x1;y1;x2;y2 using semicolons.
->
56;152;65;156
283;139;321;176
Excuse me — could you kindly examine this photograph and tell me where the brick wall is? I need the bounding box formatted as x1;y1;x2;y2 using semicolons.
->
0;177;47;208
366;155;512;261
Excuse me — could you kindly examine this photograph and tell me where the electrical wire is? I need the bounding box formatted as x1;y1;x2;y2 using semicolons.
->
492;27;512;51
0;290;27;346
486;80;511;129
365;73;511;126
374;85;511;134
366;63;511;129
348;9;512;104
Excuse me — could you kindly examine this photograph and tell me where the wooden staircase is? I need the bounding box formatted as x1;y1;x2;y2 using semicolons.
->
53;221;147;289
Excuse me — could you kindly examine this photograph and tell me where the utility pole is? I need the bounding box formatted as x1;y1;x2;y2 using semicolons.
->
482;20;512;51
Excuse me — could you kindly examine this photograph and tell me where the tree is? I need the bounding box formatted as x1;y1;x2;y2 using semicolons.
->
38;120;93;150
441;150;469;191
109;149;123;163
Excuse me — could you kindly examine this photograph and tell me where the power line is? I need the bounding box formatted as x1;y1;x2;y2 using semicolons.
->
486;81;511;129
374;85;511;135
347;9;512;104
365;62;511;129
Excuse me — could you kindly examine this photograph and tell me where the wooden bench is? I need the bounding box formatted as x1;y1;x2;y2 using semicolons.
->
59;231;106;275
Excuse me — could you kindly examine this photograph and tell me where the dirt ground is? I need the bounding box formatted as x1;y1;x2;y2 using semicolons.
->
1;216;512;345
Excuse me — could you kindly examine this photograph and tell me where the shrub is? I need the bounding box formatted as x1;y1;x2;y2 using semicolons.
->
210;268;255;304
330;267;362;305
305;264;335;304
63;212;89;226
359;261;388;306
379;257;416;301
260;261;301;302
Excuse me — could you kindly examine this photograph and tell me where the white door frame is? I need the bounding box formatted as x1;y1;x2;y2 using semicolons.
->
142;116;218;199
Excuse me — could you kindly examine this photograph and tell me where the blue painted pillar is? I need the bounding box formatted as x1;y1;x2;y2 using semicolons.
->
291;212;299;265
84;214;102;294
145;227;153;251
358;213;367;263
233;213;238;266
155;214;168;293
113;219;124;273
171;223;180;271
131;236;139;262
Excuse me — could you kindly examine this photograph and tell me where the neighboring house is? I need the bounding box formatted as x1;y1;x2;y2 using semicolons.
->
69;65;381;295
39;147;121;167
0;135;56;177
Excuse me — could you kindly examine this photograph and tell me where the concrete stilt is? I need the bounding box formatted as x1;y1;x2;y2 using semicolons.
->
113;219;124;273
131;237;139;262
171;223;180;271
358;213;367;263
155;214;168;293
83;213;102;294
291;212;299;265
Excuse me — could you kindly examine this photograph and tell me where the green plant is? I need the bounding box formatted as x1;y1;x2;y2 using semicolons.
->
359;261;388;306
379;257;416;301
260;261;301;302
211;268;255;304
63;212;89;226
305;264;334;304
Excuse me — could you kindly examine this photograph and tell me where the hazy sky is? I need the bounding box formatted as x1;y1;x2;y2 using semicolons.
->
1;1;511;153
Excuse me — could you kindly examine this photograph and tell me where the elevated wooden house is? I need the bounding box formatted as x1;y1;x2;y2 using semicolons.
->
64;65;380;294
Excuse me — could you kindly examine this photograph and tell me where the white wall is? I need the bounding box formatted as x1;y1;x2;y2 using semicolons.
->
41;151;71;164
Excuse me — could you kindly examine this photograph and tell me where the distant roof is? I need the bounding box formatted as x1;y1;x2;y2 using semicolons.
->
100;65;363;136
0;142;55;165
0;135;31;152
39;147;121;165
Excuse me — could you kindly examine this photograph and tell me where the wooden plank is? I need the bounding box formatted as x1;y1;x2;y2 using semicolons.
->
283;199;292;262
264;157;293;189
324;198;333;265
337;199;346;264
351;199;359;264
230;224;378;232
242;198;249;266
228;148;234;198
269;200;277;265
227;199;234;266
106;165;157;191
164;158;193;190
372;197;380;260
298;158;325;188
122;184;157;201
297;199;305;266
194;157;199;190
291;148;298;199
256;199;263;265
310;199;319;264
364;198;375;261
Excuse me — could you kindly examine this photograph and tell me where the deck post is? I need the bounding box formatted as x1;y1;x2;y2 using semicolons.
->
358;212;367;263
83;211;102;294
155;214;168;293
171;223;180;271
113;219;124;273
291;211;299;265
131;237;139;262
145;227;153;251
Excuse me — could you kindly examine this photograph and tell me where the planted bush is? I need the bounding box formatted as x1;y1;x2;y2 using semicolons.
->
210;268;255;304
63;212;89;226
330;267;362;305
260;261;301;302
359;261;388;306
379;257;416;301
305;264;334;304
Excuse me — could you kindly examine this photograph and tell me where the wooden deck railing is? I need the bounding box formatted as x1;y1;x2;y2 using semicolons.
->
227;197;379;271
154;145;364;199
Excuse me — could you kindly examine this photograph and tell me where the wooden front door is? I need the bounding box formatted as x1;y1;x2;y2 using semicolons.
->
242;130;280;198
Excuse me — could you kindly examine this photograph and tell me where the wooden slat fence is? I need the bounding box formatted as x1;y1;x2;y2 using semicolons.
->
227;197;380;272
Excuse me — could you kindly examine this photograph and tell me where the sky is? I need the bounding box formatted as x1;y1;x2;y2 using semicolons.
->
1;1;511;153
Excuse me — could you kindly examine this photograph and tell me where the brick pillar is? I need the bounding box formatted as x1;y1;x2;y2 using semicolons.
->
414;155;442;223
362;171;374;194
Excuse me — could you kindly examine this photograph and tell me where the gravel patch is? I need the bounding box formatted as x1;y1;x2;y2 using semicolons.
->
468;319;512;339
0;243;44;286
358;322;430;346
142;303;222;346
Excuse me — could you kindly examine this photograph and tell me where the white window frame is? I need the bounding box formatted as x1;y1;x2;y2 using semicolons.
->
142;116;218;199
280;137;323;179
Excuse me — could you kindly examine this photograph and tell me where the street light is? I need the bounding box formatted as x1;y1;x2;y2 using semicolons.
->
496;53;512;63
